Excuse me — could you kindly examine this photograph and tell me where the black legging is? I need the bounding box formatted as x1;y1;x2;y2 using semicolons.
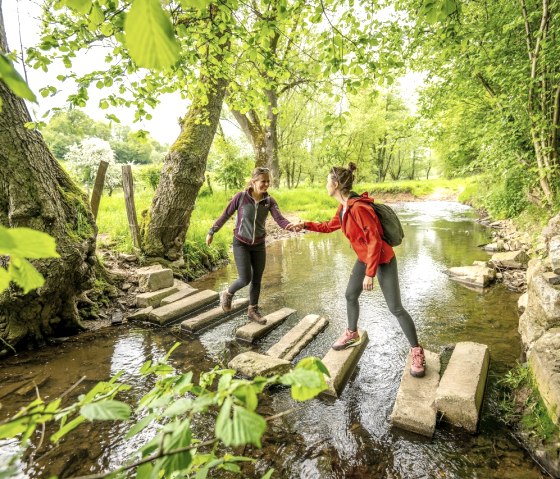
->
345;256;419;346
228;237;266;306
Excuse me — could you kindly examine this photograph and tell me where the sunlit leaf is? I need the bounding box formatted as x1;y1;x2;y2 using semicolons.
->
0;55;37;103
215;397;266;447
8;257;45;293
124;0;180;70
0;226;59;259
81;400;131;421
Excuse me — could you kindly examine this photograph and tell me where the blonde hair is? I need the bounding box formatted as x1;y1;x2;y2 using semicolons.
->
329;162;357;194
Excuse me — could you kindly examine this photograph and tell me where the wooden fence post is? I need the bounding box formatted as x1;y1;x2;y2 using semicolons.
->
122;165;142;250
90;160;109;220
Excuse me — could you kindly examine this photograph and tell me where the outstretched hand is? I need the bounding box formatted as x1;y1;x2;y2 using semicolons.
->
287;222;305;232
206;234;213;246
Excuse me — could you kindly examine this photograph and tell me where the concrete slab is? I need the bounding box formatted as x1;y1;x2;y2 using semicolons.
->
267;314;329;361
390;350;441;437
435;341;489;432
180;299;250;333
160;287;199;306
228;351;291;377
136;265;174;292
235;307;296;343
148;290;219;326
136;285;180;308
127;306;153;322
320;329;369;397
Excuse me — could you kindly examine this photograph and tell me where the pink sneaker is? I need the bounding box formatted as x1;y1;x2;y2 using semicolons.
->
410;346;426;377
332;329;361;351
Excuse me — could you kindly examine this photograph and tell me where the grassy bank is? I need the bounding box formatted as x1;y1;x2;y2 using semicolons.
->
96;177;468;256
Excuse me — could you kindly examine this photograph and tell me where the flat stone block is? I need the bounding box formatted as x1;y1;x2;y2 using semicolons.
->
235;307;296;343
136;265;174;292
543;271;560;285
390;350;441;437
148;290;219;326
446;265;496;288
161;287;199;306
491;250;529;269
528;329;560;423
435;341;489;432
136;286;180;308
180;299;250;333
127;306;153;322
267;314;329;361
228;351;291;377
321;330;369;397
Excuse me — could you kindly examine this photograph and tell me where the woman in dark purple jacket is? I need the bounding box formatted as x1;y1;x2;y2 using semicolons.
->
206;167;295;323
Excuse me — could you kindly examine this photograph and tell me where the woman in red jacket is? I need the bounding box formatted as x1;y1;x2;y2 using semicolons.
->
296;162;425;377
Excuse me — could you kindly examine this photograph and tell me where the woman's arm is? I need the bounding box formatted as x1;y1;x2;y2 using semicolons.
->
206;192;242;245
269;197;292;229
303;206;342;233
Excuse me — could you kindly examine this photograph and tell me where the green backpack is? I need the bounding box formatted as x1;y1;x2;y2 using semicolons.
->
371;202;405;247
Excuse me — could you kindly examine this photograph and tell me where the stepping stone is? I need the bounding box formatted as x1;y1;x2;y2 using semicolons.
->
435;341;489;432
267;314;329;361
136;285;181;308
235;307;296;343
128;306;153;322
445;265;496;288
491;250;529;269
390;350;441;437
148;290;219;326
111;310;123;325
161;287;199;306
136;265;174;292
320;329;369;397
228;351;291;377
180;299;250;333
543;271;560;285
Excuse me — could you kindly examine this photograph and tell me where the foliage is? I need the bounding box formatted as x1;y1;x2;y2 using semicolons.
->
498;363;558;441
0;226;60;294
138;163;163;191
0;54;37;110
63;137;121;193
210;136;252;192
0;344;329;478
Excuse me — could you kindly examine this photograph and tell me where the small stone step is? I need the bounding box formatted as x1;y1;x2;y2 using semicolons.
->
390;350;441;437
136;265;174;292
235;307;296;343
228;351;291;377
320;329;369;397
127;306;153;322
136;285;180;308
111;310;123;325
161;287;199;306
148;290;219;326
435;341;489;432
267;314;329;360
180;299;250;333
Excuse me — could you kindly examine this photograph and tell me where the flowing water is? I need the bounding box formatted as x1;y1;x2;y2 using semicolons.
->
0;201;547;478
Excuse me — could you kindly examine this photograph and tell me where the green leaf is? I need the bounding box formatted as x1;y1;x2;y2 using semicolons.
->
215;397;266;447
0;226;59;259
261;469;274;479
125;413;157;439
124;0;180;70
181;0;212;10
0;418;28;439
135;462;152;479
0;55;37;103
8;257;45;293
162;398;193;417
63;0;91;14
81;400;131;421
51;416;85;442
160;420;192;474
280;358;328;401
232;383;258;411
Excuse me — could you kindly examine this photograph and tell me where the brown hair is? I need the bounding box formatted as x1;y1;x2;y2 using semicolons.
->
330;162;357;194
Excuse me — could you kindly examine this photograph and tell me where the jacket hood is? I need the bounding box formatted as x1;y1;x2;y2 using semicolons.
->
347;191;373;207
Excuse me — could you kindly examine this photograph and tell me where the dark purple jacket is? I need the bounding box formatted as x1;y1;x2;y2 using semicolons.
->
209;189;291;245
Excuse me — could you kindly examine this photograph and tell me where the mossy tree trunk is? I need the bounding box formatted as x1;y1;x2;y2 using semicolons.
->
142;73;228;260
0;2;97;351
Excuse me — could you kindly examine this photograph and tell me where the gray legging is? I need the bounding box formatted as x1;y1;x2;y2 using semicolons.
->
345;256;419;347
228;237;266;306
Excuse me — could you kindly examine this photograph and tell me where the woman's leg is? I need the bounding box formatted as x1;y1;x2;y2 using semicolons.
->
376;256;419;347
345;260;365;331
248;244;266;306
228;239;253;294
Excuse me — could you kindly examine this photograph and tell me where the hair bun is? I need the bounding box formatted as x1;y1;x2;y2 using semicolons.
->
348;162;357;173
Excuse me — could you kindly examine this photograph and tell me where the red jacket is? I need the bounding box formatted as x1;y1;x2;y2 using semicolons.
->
304;192;395;277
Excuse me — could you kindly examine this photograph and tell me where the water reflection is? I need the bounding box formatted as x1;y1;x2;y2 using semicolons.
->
0;202;546;478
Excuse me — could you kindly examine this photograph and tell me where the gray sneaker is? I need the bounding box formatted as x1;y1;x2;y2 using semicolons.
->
220;290;233;312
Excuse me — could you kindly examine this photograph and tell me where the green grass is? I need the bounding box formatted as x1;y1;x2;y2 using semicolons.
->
95;177;469;252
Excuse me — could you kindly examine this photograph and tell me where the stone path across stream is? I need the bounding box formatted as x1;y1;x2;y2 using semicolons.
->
127;264;490;438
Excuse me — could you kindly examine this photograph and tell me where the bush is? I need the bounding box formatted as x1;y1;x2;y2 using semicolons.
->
483;170;529;219
138;163;162;191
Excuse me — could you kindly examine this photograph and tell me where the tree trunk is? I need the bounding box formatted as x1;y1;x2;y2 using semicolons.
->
0;2;97;350
142;74;228;260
